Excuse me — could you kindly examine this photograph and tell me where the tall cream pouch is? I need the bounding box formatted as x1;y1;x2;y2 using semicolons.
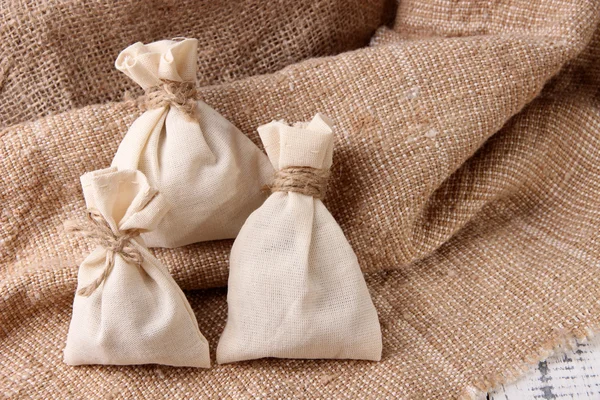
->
112;38;274;248
217;114;382;364
63;167;210;368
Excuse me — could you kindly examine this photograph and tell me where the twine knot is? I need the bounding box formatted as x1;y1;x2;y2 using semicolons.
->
65;209;143;297
143;79;199;117
267;166;330;199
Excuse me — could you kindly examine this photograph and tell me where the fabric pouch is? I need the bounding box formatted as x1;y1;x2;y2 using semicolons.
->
112;38;274;248
63;167;210;368
217;114;382;364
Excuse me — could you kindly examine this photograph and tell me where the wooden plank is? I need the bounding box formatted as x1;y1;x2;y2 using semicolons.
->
488;334;600;399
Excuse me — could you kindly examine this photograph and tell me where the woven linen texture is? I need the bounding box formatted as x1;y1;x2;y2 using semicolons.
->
2;0;600;398
0;0;391;128
64;168;210;368
217;114;382;364
111;38;273;248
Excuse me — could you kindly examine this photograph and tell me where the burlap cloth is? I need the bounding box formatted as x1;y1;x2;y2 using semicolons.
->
0;0;392;129
2;0;600;398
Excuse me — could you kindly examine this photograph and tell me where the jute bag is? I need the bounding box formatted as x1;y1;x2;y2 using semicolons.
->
217;114;382;363
63;167;210;368
112;38;274;248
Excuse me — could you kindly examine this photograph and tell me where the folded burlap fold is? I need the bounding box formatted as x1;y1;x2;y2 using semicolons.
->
112;38;274;248
217;114;382;364
0;0;389;129
63;167;210;368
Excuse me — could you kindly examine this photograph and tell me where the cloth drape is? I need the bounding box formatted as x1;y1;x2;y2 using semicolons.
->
2;0;600;398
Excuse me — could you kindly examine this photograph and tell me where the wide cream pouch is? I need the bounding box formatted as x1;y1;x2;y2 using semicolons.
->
112;38;273;248
217;114;382;364
63;167;210;368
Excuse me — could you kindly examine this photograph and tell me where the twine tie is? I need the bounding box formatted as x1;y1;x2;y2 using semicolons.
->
267;166;330;199
65;209;143;297
143;79;199;117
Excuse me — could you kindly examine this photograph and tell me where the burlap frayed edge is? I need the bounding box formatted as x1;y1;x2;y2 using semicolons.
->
457;324;600;400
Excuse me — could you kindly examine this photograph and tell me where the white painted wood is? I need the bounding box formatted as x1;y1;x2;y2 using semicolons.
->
488;334;600;399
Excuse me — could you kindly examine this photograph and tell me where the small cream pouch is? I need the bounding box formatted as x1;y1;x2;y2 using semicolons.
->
112;38;274;248
64;167;210;368
217;114;382;364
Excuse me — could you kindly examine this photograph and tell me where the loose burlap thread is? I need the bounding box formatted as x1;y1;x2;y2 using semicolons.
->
64;209;143;297
2;0;600;398
267;166;331;199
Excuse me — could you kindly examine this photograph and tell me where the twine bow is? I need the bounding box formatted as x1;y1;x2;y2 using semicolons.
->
65;209;143;297
267;166;330;199
142;79;199;118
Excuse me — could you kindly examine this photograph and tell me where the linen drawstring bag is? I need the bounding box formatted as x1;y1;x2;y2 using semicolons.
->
63;167;210;368
217;113;382;364
112;38;274;248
